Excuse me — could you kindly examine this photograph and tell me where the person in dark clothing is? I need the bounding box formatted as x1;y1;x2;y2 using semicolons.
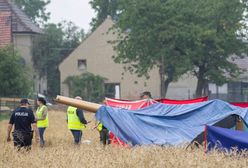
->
140;91;152;99
7;98;39;150
97;122;110;145
95;100;110;145
67;96;88;144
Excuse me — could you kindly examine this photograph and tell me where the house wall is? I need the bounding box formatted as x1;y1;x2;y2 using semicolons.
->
13;33;47;94
166;74;197;99
13;33;33;65
0;0;46;96
59;18;216;100
59;18;161;100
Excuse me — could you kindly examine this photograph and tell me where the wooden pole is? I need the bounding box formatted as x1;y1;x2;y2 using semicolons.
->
55;95;102;113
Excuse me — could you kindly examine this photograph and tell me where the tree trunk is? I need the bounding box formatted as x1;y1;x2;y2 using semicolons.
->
160;56;166;97
203;81;209;96
160;67;166;98
195;66;206;98
195;80;204;98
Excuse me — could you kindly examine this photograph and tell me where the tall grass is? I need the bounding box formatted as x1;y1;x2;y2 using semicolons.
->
0;112;10;121
1;110;248;168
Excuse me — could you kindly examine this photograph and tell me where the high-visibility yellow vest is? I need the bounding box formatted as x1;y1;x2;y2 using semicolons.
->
67;106;85;130
36;105;49;128
97;123;103;131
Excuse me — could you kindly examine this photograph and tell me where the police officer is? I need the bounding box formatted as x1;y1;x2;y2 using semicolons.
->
7;98;39;150
67;96;88;144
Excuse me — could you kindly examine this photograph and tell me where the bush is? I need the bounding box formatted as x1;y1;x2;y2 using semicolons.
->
64;72;106;103
0;46;32;97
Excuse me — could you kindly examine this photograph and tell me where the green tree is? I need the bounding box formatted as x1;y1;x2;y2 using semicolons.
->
64;72;106;103
59;21;85;50
32;22;84;97
0;46;32;97
32;24;63;77
175;0;248;97
113;0;248;97
15;0;50;24
112;0;190;97
90;0;119;31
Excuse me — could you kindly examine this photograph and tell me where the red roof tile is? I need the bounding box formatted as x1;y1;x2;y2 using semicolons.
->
0;0;42;33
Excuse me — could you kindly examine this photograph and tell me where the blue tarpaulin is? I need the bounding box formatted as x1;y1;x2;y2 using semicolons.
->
207;125;248;151
96;99;248;146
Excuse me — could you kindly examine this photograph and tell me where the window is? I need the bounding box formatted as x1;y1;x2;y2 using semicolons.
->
228;81;248;101
77;59;87;70
105;83;120;99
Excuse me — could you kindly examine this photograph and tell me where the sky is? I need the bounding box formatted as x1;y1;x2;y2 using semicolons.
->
46;0;95;32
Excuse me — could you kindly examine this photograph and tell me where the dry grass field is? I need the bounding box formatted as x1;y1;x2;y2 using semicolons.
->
1;110;248;168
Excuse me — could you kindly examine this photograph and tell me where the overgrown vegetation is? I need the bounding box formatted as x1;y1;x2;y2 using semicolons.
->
0;113;10;121
64;72;106;103
15;0;51;25
89;0;119;31
32;22;85;97
91;0;248;97
0;46;32;97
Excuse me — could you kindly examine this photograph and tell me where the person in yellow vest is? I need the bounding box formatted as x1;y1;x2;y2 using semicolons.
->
94;100;110;145
96;122;110;145
67;96;88;144
35;97;48;147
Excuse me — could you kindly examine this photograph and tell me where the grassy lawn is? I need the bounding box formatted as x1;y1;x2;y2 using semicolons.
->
0;112;10;121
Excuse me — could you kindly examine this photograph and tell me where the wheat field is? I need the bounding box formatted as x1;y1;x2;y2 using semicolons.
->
1;110;248;168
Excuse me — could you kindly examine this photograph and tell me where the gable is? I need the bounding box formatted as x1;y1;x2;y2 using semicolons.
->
59;17;115;70
0;0;42;34
59;17;161;99
233;56;248;70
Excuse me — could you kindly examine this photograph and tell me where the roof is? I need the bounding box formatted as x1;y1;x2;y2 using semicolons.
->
226;55;248;80
59;17;115;68
0;0;42;33
0;0;9;11
233;56;248;70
